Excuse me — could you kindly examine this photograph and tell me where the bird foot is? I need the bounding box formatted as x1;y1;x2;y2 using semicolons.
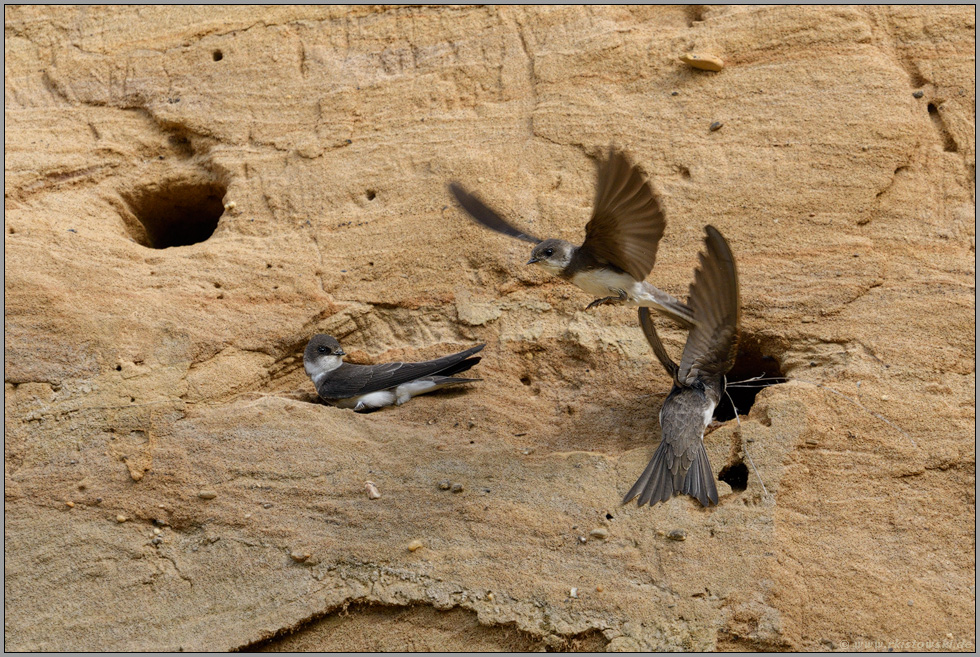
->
585;290;627;310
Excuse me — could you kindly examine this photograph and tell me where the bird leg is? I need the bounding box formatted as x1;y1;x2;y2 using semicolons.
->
585;288;628;310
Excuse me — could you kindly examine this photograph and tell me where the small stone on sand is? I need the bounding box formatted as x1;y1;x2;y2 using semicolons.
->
407;540;423;552
198;490;217;500
667;529;687;541
438;480;451;490
290;551;310;562
710;121;723;132
680;53;724;72
116;515;127;523
451;483;464;493
589;528;609;539
365;481;381;499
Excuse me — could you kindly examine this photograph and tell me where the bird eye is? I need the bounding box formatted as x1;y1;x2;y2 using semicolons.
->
544;248;554;257
317;346;329;354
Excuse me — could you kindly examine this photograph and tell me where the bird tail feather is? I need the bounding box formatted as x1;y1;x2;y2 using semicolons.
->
438;355;482;377
636;283;696;329
623;440;719;507
682;444;719;506
622;439;674;507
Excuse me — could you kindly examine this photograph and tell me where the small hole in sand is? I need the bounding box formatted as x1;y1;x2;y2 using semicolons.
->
121;178;227;249
718;461;748;492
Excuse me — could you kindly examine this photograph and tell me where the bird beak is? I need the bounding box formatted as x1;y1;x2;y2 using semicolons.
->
335;349;346;356
526;256;540;265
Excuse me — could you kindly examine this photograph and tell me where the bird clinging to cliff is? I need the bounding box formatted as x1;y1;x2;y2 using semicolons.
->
623;225;740;507
448;147;695;328
304;335;484;412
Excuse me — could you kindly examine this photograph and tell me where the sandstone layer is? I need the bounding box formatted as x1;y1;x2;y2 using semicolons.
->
4;5;975;651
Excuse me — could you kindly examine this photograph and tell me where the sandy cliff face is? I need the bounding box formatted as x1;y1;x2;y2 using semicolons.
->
4;5;975;651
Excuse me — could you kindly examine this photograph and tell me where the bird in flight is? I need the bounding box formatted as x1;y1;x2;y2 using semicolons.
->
623;225;740;507
449;148;694;328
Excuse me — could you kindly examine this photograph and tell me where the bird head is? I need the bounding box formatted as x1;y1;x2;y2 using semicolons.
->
527;239;574;274
304;334;347;375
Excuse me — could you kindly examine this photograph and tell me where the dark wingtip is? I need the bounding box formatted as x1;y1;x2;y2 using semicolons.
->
463;344;486;357
448;376;482;384
445;183;541;244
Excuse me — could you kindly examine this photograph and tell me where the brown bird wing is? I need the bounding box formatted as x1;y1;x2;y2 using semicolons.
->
317;344;484;399
677;225;740;385
448;182;541;244
579;148;667;281
638;307;679;381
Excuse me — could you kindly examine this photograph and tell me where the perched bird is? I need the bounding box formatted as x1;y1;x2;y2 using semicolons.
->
623;225;740;507
448;148;695;328
303;334;484;412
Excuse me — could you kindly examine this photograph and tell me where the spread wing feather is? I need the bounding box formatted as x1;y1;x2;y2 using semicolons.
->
638;307;679;381
448;183;541;244
678;225;740;385
580;148;667;281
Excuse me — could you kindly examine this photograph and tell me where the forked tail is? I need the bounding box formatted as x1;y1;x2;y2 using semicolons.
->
623;440;718;507
681;443;719;507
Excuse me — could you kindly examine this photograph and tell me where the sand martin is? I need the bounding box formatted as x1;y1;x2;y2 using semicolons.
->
304;335;484;412
623;225;740;507
449;148;695;327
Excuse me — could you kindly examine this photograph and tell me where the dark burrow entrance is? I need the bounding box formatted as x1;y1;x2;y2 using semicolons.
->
718;460;749;492
714;332;785;422
122;177;227;248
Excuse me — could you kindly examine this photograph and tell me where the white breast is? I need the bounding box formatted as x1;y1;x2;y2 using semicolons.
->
571;268;641;298
702;400;717;430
